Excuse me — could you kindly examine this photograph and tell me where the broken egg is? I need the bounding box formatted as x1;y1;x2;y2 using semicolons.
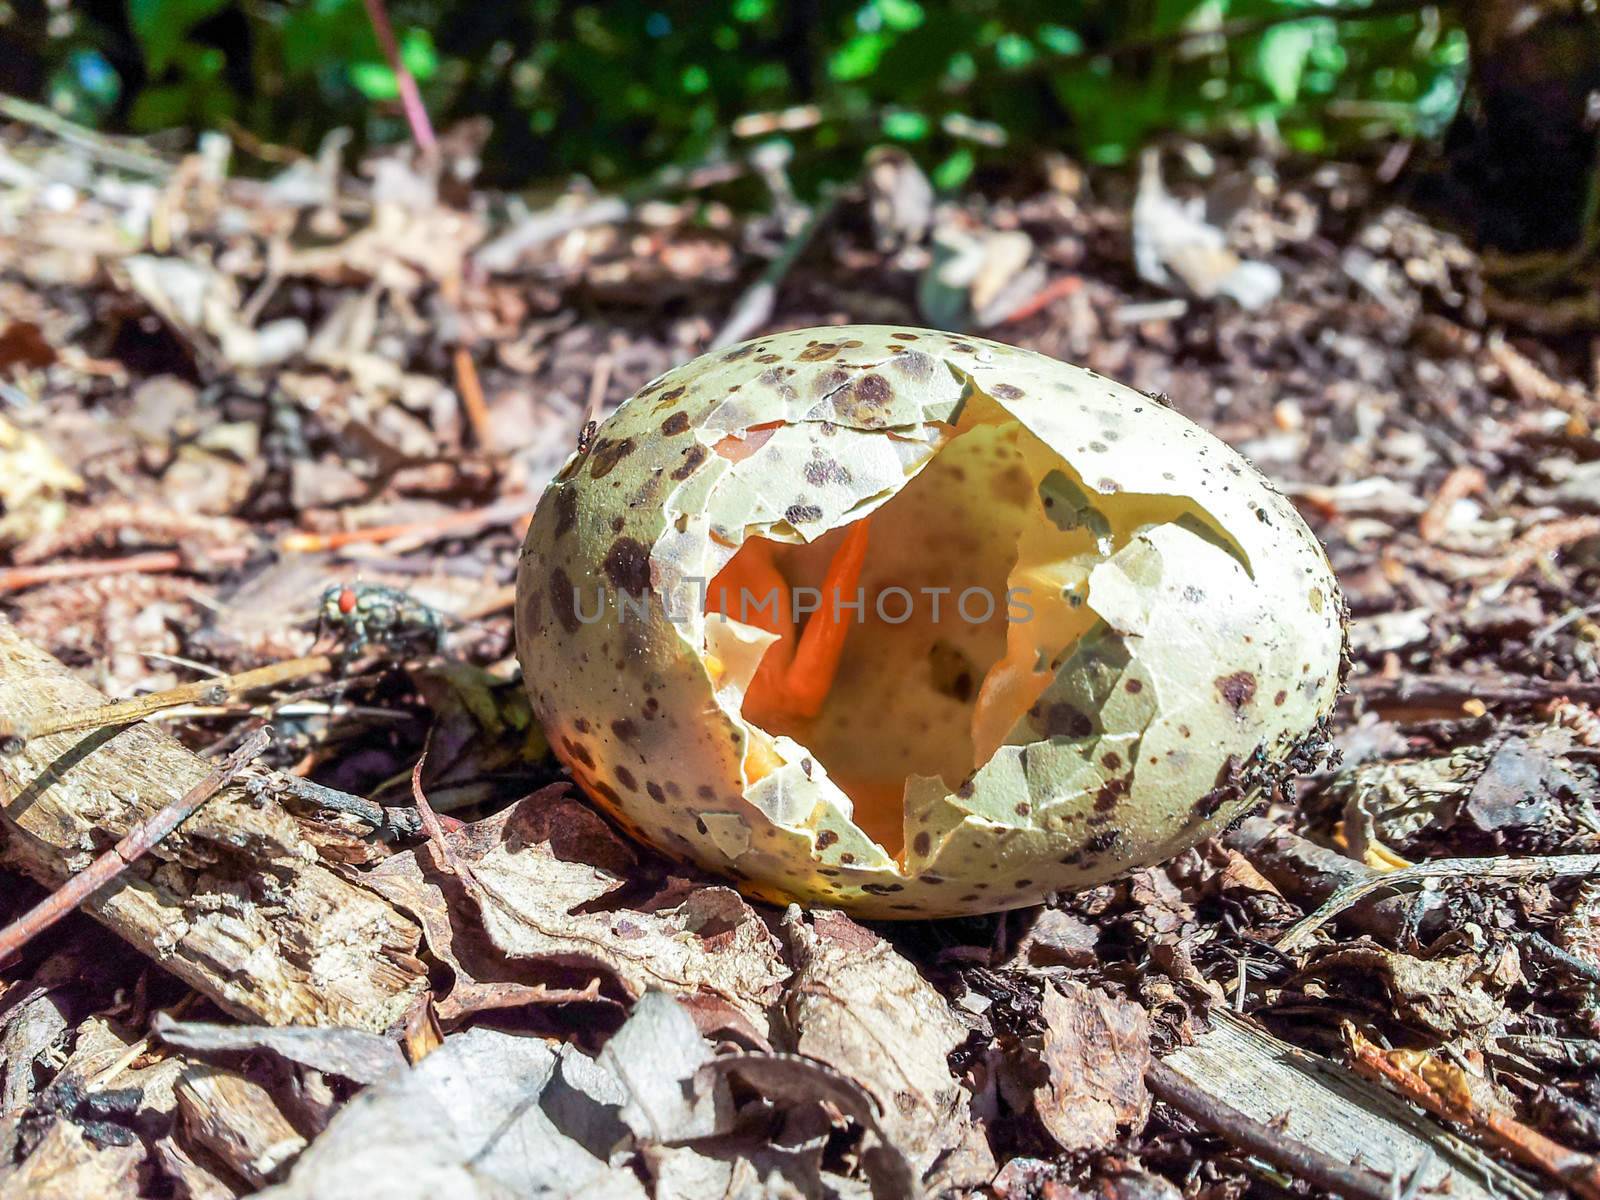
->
515;326;1344;918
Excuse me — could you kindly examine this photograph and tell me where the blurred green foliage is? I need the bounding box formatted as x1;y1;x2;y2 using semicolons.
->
31;0;1468;187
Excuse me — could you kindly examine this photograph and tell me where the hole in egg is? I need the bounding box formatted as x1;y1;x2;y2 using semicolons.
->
700;386;1244;859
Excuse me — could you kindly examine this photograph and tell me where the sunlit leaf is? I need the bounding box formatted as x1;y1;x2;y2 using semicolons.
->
348;61;398;101
931;146;974;190
881;109;930;140
1256;19;1318;105
875;0;924;32
830;31;889;81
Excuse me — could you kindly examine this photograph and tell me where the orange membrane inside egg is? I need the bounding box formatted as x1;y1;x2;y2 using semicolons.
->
705;518;873;723
698;401;1134;855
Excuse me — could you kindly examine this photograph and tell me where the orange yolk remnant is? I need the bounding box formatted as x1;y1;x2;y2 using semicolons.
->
705;519;872;723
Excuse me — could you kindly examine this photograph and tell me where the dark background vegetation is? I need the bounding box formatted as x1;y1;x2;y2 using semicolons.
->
12;0;1471;187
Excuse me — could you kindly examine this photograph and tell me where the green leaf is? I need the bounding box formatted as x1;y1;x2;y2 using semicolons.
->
874;0;924;32
349;61;398;101
1256;19;1317;106
399;28;438;81
128;0;230;75
1037;24;1084;56
931;147;974;191
830;31;888;81
880;109;929;140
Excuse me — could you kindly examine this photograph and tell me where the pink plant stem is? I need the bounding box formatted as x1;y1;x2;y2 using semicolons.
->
360;0;438;155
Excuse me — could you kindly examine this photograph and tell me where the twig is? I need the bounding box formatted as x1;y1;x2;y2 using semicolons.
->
452;345;494;451
583;353;613;433
1418;465;1486;543
1147;1058;1397;1200
358;0;437;156
0;547;249;596
1277;853;1600;952
0;92;173;177
410;755;472;884
1516;931;1600;989
0;728;271;965
247;772;420;840
710;187;842;349
998;274;1082;325
0;655;333;754
279;493;533;554
1345;1025;1600;1200
1531;603;1600;648
1494;515;1600;581
1353;673;1600;711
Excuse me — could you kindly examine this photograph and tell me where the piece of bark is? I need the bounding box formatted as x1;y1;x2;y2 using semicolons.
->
0;1118;143;1200
176;1063;307;1188
152;1136;243;1200
0;620;426;1030
1160;1008;1541;1200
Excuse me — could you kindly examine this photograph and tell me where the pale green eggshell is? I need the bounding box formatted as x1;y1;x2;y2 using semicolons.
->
515;326;1344;918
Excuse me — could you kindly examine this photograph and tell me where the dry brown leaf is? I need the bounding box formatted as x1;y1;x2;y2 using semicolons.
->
1031;981;1151;1154
364;786;788;1029
778;908;994;1189
1306;944;1519;1037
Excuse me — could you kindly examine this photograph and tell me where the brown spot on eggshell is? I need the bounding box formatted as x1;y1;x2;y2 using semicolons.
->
1033;701;1095;739
611;718;638;742
1094;779;1129;811
798;342;841;362
549;568;581;634
615;766;638;791
1215;671;1257;713
670;444;708;480
553;487;578;537
803;457;851;487
660;410;690;436
588;437;637;479
602;537;652;594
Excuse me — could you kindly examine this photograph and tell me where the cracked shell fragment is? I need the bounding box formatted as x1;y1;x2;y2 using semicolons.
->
515;326;1344;918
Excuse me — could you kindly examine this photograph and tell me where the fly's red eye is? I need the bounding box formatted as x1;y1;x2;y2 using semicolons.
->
338;588;357;614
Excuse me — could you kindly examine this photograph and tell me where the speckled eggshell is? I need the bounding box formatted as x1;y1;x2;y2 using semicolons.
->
515;326;1345;918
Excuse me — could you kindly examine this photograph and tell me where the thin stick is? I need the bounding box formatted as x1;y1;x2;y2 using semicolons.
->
1354;673;1600;710
1147;1058;1396;1200
452;345;494;451
1345;1026;1600;1200
0;547;249;596
998;274;1082;325
0;656;333;753
0;728;271;965
0;93;173;177
279;494;532;554
359;0;437;155
710;187;840;349
1277;853;1600;952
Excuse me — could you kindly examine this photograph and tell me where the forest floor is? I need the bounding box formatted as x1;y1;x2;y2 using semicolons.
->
3;115;1600;1200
